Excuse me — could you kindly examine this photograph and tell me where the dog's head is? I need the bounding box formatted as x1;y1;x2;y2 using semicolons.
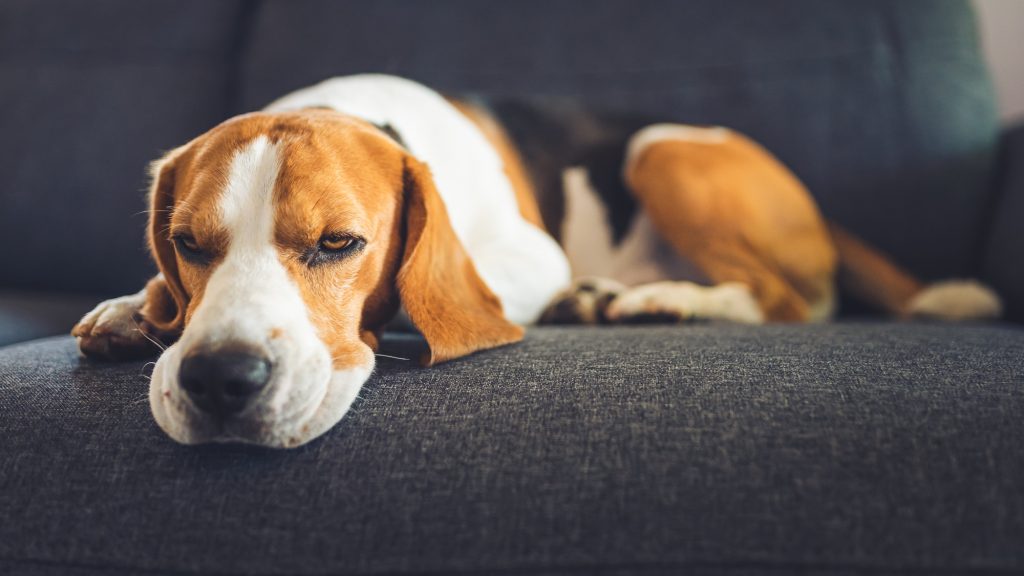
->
142;110;522;447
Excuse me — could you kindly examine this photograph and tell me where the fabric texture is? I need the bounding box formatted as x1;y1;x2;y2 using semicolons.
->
984;122;1024;323
0;0;246;295
1;324;1022;575
0;292;97;347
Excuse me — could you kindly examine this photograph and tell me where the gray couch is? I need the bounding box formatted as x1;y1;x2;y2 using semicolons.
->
1;1;1022;574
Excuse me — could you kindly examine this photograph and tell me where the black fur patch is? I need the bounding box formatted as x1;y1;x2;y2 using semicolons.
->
473;96;659;245
373;122;406;148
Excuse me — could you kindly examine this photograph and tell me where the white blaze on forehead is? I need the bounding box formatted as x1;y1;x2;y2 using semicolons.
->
189;134;307;350
220;135;281;250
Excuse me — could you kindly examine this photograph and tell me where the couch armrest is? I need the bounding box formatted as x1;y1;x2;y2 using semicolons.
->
983;122;1024;323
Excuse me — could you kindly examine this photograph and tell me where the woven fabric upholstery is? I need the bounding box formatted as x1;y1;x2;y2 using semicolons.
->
0;0;245;294
984;123;1024;323
2;324;1022;575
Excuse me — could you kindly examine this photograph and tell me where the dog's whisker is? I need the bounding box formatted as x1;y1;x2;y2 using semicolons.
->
132;208;175;218
373;353;409;361
124;392;150;407
138;331;167;352
132;320;168;352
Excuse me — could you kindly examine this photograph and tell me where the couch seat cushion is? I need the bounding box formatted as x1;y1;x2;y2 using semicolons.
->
1;324;1022;575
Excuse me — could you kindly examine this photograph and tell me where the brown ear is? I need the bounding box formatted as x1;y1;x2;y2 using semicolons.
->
142;149;189;337
397;156;524;366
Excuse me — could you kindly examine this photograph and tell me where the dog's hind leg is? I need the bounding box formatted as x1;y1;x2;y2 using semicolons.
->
602;237;812;324
622;124;838;323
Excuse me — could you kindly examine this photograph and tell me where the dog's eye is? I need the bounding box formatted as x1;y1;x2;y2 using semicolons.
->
309;234;365;267
172;234;208;264
320;236;355;252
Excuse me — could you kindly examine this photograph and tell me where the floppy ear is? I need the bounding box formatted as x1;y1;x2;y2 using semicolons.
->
141;149;189;337
397;155;524;366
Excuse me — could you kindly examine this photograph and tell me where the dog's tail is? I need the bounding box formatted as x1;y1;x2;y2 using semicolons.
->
826;222;1002;321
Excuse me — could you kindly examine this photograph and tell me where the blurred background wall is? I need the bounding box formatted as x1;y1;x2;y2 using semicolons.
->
974;0;1024;124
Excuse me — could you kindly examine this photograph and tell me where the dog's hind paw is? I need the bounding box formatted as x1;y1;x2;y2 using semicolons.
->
606;281;764;324
72;291;161;360
539;277;626;325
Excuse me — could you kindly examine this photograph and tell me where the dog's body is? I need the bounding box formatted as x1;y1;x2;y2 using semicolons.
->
73;75;1002;447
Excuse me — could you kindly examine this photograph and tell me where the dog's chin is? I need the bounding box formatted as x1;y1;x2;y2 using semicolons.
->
149;342;374;448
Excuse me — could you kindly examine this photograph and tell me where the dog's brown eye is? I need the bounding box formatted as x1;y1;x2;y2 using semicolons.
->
319;236;354;252
172;234;208;264
178;236;200;252
309;234;365;267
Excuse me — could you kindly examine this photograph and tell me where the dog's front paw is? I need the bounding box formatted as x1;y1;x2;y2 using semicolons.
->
539;277;626;325
72;292;160;360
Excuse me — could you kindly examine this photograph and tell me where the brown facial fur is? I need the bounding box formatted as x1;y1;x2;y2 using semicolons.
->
144;108;519;370
264;113;405;368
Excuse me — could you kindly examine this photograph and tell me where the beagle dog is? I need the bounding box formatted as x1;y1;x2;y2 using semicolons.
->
72;74;1001;448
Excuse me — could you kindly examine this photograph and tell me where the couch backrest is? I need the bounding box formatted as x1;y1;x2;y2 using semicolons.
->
0;0;999;296
0;0;246;294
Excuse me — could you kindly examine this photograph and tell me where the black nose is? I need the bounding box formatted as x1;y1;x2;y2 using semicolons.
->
179;350;271;417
